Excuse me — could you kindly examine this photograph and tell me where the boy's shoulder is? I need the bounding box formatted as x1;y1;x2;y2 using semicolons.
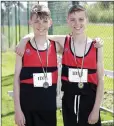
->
87;37;93;44
21;36;31;43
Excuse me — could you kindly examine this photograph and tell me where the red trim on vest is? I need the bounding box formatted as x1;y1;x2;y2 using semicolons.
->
61;76;67;81
20;70;58;84
23;41;57;67
20;40;58;84
62;35;98;85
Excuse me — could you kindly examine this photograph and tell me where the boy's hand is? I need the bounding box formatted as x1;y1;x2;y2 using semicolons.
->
88;108;99;124
15;37;30;57
93;38;104;48
15;109;26;126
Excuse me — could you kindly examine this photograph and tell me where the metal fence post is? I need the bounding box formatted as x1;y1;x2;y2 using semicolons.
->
1;2;4;34
72;1;79;5
15;3;17;45
7;4;10;48
48;1;53;35
27;1;30;34
18;2;20;41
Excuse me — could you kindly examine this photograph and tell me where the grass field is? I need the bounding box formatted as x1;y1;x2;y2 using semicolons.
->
2;24;113;125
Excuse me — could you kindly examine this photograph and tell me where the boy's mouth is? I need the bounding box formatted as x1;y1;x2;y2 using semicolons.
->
74;27;82;30
37;29;45;32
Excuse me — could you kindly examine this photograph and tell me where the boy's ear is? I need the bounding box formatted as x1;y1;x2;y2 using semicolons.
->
66;16;69;24
86;18;89;24
49;18;53;27
28;20;32;26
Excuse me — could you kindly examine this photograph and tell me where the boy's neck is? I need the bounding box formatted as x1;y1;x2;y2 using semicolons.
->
34;35;48;45
72;33;87;44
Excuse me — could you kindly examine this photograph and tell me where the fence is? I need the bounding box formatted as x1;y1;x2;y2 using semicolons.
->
1;1;114;125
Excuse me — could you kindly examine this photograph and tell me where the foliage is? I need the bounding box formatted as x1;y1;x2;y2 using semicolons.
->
86;2;113;23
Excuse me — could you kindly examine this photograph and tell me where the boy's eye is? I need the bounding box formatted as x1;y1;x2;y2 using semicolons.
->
79;18;84;21
70;19;75;22
43;20;48;23
34;20;39;23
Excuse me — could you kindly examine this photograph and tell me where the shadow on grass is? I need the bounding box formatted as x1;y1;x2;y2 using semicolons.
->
2;74;14;87
1;111;14;118
2;82;13;87
2;74;14;81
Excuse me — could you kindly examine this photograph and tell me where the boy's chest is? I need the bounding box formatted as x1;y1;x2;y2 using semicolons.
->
70;42;91;57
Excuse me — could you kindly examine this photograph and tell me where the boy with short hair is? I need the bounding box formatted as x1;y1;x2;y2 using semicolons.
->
14;4;59;126
61;5;104;126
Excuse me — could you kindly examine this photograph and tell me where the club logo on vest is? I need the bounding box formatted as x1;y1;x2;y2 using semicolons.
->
26;49;30;54
26;49;30;53
64;48;68;52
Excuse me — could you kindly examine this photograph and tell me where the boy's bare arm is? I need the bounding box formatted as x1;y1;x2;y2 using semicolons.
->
88;47;104;124
23;33;66;48
15;36;30;56
22;33;103;49
13;54;26;125
48;35;66;48
94;47;104;110
15;33;103;56
13;54;22;111
15;33;66;56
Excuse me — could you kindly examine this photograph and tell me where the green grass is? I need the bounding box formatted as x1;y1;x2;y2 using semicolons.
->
100;111;113;121
2;52;16;77
2;51;113;126
2;76;14;126
104;76;113;91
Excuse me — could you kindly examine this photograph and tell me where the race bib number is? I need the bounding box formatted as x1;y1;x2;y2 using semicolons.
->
33;73;52;87
68;68;88;82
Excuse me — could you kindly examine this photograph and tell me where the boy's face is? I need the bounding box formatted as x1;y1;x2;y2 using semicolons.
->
67;11;87;35
29;14;52;36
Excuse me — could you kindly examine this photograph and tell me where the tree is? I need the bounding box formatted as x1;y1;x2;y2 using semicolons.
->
98;1;112;9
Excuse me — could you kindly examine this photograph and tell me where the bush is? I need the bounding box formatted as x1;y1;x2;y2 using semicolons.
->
87;7;113;23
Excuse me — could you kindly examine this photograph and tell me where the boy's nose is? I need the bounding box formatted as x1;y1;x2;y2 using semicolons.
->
74;20;79;25
39;21;43;25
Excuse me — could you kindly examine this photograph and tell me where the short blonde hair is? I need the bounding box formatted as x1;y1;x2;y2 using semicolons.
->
30;4;51;19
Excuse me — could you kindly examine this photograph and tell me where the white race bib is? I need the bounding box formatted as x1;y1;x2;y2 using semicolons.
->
68;68;88;82
33;73;52;87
